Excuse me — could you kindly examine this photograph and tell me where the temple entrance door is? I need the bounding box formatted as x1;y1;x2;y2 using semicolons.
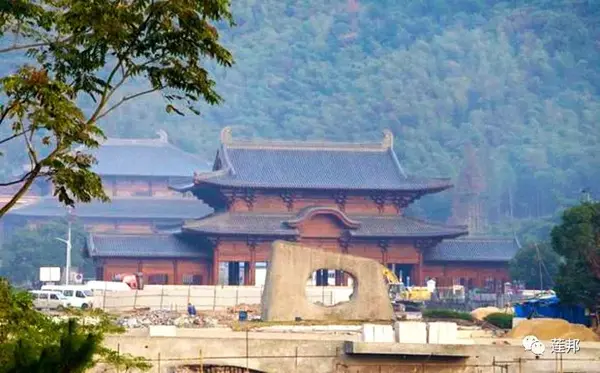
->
388;263;414;285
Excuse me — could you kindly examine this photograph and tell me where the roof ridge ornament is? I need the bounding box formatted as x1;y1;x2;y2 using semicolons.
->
156;130;169;143
382;129;393;149
221;126;233;145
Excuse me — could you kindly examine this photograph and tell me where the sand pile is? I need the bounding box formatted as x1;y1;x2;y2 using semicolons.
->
506;318;600;342
471;306;513;320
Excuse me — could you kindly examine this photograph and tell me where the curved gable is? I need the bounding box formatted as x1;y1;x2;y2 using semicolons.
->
285;207;361;229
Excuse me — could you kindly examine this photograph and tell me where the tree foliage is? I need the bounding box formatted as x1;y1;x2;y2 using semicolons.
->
0;219;92;286
508;242;562;289
0;278;151;373
551;202;600;308
0;1;599;242
0;0;235;216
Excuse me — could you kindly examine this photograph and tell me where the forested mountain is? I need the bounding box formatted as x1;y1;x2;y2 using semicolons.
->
1;0;599;242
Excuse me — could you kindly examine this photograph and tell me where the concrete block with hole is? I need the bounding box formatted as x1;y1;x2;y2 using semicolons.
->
260;240;394;322
394;321;427;343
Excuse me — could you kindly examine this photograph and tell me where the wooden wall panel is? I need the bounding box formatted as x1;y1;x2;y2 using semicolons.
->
103;259;139;281
225;190;403;215
386;242;419;263
422;262;510;289
102;258;211;285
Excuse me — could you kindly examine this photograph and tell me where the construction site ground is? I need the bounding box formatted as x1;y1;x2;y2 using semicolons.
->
104;304;600;349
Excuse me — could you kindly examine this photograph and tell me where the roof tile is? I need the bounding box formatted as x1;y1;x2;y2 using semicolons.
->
6;197;213;220
86;233;210;258
77;131;210;177
424;237;520;262
182;210;467;239
181;128;453;192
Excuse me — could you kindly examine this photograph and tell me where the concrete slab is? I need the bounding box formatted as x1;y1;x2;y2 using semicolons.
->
394;321;427;344
148;325;177;337
428;322;458;344
344;341;470;357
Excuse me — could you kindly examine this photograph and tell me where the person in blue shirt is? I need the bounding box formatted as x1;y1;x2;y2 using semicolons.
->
187;303;197;316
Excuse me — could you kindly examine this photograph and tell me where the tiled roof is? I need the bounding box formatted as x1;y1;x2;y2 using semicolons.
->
424;237;521;262
86;233;210;258
75;130;210;178
183;212;298;236
5;197;213;220
182;209;468;239
172;127;453;192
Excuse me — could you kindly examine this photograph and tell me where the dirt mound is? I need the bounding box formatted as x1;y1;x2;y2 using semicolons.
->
506;318;600;342
471;306;513;321
471;307;500;320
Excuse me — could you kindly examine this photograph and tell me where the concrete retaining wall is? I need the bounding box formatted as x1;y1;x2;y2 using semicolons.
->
93;285;353;311
97;333;600;373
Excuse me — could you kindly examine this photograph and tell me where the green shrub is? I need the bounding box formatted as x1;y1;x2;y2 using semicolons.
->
483;312;514;329
422;309;473;321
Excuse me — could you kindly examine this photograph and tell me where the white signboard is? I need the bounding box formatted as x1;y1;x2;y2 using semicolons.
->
40;267;61;282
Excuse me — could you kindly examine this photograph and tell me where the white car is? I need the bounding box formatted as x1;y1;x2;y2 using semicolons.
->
41;285;94;309
29;290;70;310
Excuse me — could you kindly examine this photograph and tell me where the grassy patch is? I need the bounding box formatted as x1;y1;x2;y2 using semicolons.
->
483;312;514;329
422;309;474;321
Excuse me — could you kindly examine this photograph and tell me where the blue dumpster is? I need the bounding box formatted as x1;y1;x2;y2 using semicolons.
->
239;311;248;321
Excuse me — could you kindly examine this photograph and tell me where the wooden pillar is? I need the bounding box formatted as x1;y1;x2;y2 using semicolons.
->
338;236;351;286
378;240;389;266
243;262;250;285
249;249;256;286
210;238;220;285
417;252;423;286
95;263;105;281
172;260;178;285
321;270;329;286
247;237;258;286
334;270;343;286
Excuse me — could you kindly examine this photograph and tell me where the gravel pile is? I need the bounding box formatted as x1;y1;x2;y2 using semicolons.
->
116;309;219;329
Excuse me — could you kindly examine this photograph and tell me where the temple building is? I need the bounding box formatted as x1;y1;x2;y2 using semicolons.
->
1;130;212;244
85;128;519;290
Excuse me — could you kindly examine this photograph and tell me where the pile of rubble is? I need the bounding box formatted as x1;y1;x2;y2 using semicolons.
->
116;309;219;329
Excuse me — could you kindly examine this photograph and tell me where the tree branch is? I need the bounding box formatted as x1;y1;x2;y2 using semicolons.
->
0;100;21;126
0;41;51;54
0;165;40;216
0;171;34;187
0;126;33;145
0;144;63;217
96;88;160;121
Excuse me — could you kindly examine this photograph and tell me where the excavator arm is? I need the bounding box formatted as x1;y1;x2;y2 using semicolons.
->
382;266;401;284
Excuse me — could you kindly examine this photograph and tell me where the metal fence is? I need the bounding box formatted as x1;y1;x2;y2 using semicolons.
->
425;293;530;312
93;285;531;313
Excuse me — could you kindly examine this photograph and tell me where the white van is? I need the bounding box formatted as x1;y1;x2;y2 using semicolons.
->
41;285;94;309
29;290;70;310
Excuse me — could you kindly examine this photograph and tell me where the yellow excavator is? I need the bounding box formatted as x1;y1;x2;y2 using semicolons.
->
382;266;431;311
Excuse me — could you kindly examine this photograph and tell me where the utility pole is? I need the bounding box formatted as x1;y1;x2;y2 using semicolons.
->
56;207;74;285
